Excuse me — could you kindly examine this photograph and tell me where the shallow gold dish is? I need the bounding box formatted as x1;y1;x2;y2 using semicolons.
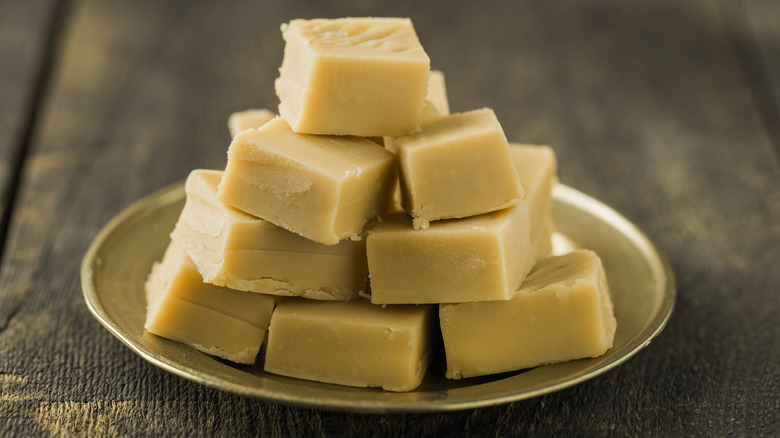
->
81;182;675;413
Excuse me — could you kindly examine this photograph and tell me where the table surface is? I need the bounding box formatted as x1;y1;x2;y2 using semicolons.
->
1;0;778;436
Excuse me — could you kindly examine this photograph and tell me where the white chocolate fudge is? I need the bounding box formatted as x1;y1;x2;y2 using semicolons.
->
509;144;558;258
394;108;522;229
439;250;617;379
227;108;276;138
264;298;434;392
144;240;276;364
217;117;397;245
367;202;534;304
275;17;431;136
172;169;368;301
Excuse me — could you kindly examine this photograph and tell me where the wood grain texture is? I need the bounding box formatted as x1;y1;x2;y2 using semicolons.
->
0;0;59;244
1;0;778;436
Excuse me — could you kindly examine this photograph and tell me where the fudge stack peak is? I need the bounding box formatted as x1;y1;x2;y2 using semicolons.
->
276;17;432;137
281;17;427;57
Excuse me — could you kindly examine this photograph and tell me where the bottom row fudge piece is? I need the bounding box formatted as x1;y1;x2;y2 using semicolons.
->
174;169;368;301
144;240;276;364
367;201;534;304
264;298;434;392
440;250;616;379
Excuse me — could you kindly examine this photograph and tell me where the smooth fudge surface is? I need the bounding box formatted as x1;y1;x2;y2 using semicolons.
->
227;108;276;138
173;169;368;301
383;70;451;213
509;144;558;258
439;250;617;379
383;69;451;154
217;117;397;245
427;70;450;116
394;108;522;229
264;298;434;392
144;240;276;364
275;17;431;136
367;202;534;304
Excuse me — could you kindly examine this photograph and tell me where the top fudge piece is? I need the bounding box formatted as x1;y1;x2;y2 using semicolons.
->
394;108;523;229
217;117;397;245
275;17;431;136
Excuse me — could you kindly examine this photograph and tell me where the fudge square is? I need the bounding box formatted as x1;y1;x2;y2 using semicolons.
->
509;144;558;259
217;117;397;245
426;70;450;116
383;69;452;213
367;202;534;304
275;17;431;136
393;108;523;229
173;169;369;301
227;108;275;138
382;69;450;154
439;250;617;379
144;240;276;364
264;298;435;392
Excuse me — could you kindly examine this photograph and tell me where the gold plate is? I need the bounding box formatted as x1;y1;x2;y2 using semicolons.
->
81;182;675;413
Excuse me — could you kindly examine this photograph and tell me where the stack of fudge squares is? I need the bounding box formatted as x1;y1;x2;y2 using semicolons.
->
144;17;617;392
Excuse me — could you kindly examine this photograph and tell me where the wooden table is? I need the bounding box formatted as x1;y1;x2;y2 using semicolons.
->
2;0;778;435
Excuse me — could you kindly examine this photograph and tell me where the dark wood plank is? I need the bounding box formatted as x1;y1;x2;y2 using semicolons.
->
741;0;780;156
1;0;778;436
0;0;60;246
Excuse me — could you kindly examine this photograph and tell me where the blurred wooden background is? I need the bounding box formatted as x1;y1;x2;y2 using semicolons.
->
1;0;778;435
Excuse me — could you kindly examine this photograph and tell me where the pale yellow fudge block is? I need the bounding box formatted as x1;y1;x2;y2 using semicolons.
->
382;70;450;213
275;17;431;136
172;169;368;301
227;108;276;138
541;218;556;255
383;69;450;153
367;202;534;304
144;240;276;364
427;70;450;116
216;117;397;245
394;108;523;229
264;298;434;392
509;144;558;258
439;250;617;379
383;69;450;152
